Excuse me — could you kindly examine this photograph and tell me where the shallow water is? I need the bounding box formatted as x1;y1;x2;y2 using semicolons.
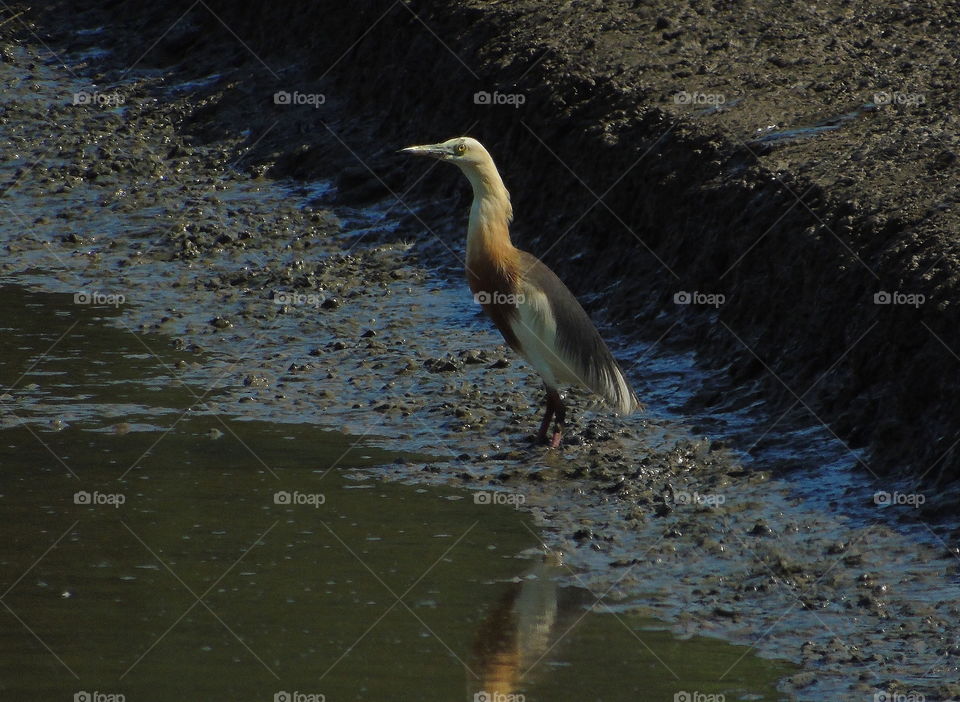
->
0;287;794;699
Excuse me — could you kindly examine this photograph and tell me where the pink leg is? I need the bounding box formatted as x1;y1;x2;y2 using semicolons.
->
537;397;555;444
538;389;565;447
549;390;566;448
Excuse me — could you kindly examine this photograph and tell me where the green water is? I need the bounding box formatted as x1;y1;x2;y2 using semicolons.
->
0;286;795;700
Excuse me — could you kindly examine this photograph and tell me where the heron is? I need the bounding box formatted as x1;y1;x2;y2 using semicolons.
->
401;136;640;447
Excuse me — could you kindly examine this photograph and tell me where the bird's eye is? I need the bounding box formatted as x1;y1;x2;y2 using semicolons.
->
456;143;466;154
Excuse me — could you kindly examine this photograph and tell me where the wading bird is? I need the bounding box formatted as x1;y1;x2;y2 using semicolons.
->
401;137;640;447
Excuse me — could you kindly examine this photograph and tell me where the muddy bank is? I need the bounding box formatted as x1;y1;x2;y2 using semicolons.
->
41;0;960;499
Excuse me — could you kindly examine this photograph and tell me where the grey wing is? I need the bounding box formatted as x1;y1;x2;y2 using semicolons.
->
518;252;640;415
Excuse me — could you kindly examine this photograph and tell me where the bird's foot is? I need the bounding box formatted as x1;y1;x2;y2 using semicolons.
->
532;430;561;447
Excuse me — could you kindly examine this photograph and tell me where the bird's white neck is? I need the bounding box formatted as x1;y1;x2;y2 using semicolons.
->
462;159;514;267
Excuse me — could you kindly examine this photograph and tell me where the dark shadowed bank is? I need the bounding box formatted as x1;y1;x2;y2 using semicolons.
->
45;0;960;501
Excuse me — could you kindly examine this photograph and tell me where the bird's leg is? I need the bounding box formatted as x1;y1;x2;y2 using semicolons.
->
537;388;565;448
550;392;566;448
536;388;556;445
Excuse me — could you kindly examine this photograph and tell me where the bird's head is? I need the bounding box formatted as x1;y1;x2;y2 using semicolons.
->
400;136;490;169
401;136;509;218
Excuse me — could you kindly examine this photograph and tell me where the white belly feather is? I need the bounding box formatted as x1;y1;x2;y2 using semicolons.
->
509;282;581;390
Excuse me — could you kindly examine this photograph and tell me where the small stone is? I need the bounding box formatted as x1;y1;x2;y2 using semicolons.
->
424;358;460;373
749;520;773;536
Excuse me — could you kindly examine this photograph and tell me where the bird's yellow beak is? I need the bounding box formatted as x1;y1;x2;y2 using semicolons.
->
399;143;453;159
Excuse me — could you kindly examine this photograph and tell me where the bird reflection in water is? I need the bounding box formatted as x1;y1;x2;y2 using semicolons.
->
467;550;586;701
